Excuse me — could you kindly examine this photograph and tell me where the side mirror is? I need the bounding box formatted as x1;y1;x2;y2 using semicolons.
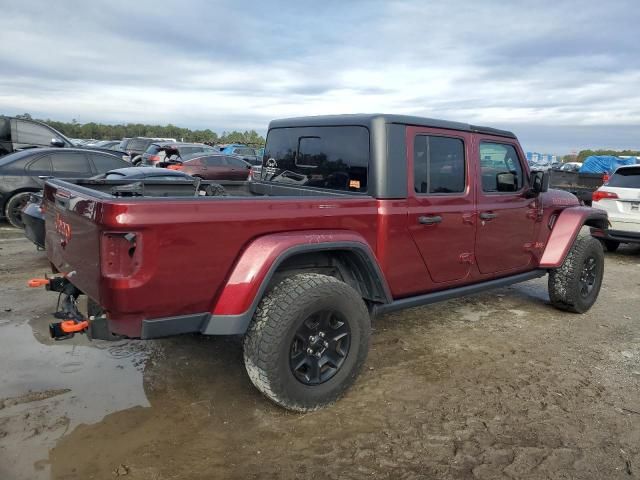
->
530;170;549;194
50;138;65;148
496;172;518;192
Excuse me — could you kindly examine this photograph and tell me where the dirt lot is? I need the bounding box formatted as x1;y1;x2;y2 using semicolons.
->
1;224;639;480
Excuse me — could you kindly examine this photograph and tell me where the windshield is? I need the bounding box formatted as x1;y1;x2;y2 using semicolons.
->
262;126;369;193
608;167;640;188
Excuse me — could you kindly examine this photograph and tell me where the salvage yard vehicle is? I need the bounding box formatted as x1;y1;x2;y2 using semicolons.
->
0;147;128;228
125;137;176;165
0;116;74;156
34;114;608;411
165;153;251;180
590;165;640;251
141;142;219;167
549;168;607;205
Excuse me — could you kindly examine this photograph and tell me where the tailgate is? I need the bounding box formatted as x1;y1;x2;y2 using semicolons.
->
44;180;104;303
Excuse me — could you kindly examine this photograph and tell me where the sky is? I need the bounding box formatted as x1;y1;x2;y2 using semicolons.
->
0;0;638;154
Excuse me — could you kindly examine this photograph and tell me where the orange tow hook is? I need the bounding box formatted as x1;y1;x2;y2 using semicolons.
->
60;320;89;333
28;278;50;288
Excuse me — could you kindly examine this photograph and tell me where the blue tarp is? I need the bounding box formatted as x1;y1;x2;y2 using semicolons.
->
579;156;637;174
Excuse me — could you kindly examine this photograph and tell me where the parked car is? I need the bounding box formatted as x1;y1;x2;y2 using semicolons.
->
87;140;122;150
166;154;251;180
36;113;608;412
0;148;128;227
0;116;74;156
220;144;261;165
125;137;177;165
22;167;196;248
141;142;219;167
549;169;607;205
591;165;640;251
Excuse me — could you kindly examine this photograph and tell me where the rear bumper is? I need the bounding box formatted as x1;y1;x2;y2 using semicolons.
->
23;204;45;248
591;228;640;244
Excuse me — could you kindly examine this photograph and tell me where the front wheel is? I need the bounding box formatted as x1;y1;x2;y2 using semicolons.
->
243;273;371;411
548;235;604;313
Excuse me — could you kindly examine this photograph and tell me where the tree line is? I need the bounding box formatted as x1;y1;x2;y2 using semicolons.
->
14;113;266;147
563;149;640;163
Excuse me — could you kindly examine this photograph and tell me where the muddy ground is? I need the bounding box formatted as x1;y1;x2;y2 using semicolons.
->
0;224;639;480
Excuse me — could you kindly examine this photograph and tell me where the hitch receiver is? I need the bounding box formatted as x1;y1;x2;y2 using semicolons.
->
49;320;89;340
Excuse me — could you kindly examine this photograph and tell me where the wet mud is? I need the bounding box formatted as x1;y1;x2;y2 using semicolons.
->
1;224;639;479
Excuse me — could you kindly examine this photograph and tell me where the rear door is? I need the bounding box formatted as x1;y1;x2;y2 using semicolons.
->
407;127;476;283
474;138;538;274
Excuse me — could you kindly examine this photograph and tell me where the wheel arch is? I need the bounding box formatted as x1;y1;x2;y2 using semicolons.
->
539;206;608;268
2;187;40;216
201;231;391;335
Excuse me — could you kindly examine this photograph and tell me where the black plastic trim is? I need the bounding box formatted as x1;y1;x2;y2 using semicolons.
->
373;270;547;316
591;228;640;244
141;313;209;339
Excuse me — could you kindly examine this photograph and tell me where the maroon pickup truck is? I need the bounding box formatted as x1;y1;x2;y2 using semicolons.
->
35;114;608;411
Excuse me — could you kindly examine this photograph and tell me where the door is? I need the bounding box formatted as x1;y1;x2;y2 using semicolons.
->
225;156;250;180
201;155;231;179
475;139;538;274
407;128;476;283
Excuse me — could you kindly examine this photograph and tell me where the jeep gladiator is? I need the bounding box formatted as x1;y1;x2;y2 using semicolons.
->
35;114;608;411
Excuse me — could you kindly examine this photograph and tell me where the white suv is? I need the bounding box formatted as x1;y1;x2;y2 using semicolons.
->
592;165;640;251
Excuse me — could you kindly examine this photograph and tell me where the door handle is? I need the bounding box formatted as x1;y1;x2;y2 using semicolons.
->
479;212;497;220
418;215;442;225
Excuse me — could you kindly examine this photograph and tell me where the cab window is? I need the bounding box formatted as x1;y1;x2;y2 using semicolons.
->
479;142;524;192
413;135;465;194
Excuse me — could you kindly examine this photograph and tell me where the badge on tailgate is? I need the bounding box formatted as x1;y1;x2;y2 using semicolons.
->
55;212;72;246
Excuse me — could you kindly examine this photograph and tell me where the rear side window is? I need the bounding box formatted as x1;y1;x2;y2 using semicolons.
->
90;153;128;173
27;155;52;175
203;156;226;166
51;152;92;176
479;142;524;193
263;126;369;192
413;135;465;194
608;167;640;188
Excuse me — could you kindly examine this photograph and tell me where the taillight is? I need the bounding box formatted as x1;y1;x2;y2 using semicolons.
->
602;173;610;184
592;190;618;202
167;165;183;171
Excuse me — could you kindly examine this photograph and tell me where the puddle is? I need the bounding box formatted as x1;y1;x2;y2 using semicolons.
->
0;322;150;480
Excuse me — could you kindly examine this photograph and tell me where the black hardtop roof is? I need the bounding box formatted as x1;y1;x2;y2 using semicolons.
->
268;113;516;139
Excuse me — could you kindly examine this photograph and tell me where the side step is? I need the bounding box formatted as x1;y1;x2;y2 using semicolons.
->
374;269;547;316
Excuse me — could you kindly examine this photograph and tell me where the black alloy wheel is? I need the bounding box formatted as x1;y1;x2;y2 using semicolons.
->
289;310;351;385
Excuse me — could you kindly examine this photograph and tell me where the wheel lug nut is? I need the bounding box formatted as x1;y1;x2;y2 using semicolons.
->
319;331;325;338
307;348;313;355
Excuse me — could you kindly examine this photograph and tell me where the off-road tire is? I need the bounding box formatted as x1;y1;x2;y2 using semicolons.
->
548;234;604;313
602;239;620;252
243;273;370;411
5;192;33;228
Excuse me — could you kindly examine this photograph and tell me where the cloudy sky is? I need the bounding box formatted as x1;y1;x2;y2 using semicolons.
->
1;0;638;153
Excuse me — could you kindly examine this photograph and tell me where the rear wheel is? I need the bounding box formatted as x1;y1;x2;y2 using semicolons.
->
243;273;370;411
602;239;620;252
5;192;33;228
549;235;604;313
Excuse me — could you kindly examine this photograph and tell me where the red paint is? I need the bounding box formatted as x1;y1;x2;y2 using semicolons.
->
43;126;604;338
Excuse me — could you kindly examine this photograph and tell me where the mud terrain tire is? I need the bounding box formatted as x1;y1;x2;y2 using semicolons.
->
243;273;370;411
549;234;604;313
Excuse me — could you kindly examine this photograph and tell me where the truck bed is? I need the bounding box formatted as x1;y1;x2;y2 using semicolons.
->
549;170;605;204
43;178;377;337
